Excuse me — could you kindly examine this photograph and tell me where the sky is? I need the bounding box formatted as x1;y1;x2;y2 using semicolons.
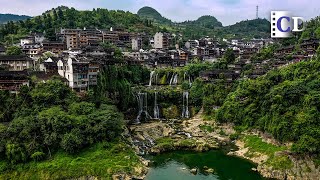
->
0;0;319;26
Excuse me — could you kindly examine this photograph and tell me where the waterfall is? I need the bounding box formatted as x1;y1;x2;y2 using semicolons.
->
170;73;178;86
182;91;190;118
153;91;160;119
136;92;151;123
149;71;155;86
169;73;174;85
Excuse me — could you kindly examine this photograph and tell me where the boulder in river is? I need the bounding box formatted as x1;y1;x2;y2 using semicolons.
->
204;168;215;174
190;168;198;175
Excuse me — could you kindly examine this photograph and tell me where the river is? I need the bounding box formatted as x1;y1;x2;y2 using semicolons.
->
145;150;267;180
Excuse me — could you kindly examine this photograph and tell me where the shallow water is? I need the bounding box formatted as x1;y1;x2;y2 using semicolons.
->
145;150;267;180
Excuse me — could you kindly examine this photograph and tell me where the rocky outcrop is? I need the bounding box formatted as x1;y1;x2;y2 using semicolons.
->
229;139;320;180
150;137;219;154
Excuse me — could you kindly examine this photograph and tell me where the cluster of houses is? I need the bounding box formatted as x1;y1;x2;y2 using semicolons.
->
0;26;319;93
199;37;320;83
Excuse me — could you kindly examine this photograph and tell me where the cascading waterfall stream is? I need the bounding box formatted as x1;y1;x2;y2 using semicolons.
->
182;91;190;118
136;92;151;123
153;91;160;119
149;71;155;86
169;73;178;86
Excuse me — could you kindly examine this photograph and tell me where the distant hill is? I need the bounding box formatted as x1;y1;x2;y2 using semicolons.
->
0;14;31;24
219;18;271;38
44;5;69;14
226;18;270;33
0;6;271;43
181;15;223;28
137;6;172;24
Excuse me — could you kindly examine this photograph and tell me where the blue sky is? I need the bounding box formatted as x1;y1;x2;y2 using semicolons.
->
0;0;319;25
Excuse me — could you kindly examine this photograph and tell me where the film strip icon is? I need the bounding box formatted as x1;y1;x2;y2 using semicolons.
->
271;11;292;38
271;11;277;38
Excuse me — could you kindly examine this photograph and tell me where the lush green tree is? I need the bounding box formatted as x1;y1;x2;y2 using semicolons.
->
6;46;22;55
223;48;235;64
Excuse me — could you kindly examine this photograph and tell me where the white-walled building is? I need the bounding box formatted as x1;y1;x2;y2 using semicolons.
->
154;32;170;49
20;37;34;47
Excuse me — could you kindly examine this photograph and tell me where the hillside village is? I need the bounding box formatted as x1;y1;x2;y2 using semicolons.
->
0;6;319;94
0;26;319;93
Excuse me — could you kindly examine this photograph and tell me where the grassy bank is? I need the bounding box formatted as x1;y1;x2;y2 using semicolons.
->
242;135;293;170
0;142;144;180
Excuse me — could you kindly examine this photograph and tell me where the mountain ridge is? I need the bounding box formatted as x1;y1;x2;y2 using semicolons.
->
0;13;31;24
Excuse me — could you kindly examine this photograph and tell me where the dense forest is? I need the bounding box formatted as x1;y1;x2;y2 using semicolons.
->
0;79;124;164
0;6;156;44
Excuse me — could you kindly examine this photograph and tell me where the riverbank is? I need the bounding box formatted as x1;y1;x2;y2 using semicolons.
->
228;132;320;180
128;109;320;180
0;143;148;180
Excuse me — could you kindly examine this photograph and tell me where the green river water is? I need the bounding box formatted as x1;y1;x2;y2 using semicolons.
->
145;150;267;180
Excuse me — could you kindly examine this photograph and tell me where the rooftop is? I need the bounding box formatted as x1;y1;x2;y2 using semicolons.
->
0;55;33;61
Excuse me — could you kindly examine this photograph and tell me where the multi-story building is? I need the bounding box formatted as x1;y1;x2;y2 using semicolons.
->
102;29;133;48
57;56;102;91
42;41;66;54
79;29;104;47
300;38;320;57
0;55;34;71
179;50;189;61
154;32;171;49
61;57;89;91
22;43;42;60
88;60;100;87
185;40;199;49
132;37;142;51
60;29;82;49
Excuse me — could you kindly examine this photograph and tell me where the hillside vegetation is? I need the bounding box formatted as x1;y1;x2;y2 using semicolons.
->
0;6;155;43
0;6;271;44
216;58;320;155
181;15;223;28
0;14;31;24
137;6;172;24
